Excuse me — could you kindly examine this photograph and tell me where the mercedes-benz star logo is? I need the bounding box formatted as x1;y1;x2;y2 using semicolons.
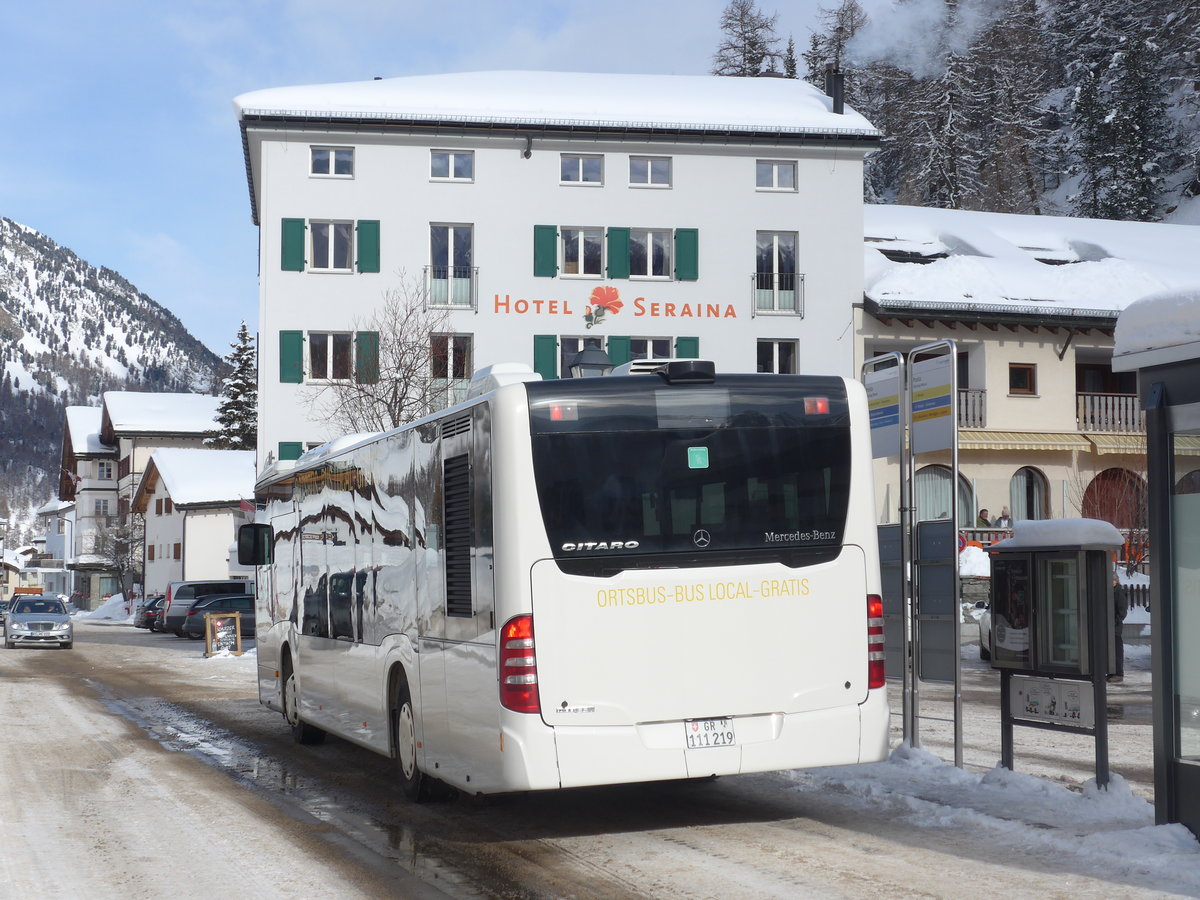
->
693;529;711;548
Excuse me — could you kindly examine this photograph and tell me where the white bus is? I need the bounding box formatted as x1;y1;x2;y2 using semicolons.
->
239;360;888;799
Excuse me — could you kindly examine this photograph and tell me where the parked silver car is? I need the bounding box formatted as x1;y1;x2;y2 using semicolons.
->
4;596;73;649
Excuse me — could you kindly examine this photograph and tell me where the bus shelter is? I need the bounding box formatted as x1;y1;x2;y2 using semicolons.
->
1113;287;1200;839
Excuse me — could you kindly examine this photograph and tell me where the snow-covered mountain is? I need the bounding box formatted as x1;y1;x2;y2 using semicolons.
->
0;216;224;540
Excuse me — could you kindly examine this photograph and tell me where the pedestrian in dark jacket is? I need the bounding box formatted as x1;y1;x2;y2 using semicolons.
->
1110;570;1129;683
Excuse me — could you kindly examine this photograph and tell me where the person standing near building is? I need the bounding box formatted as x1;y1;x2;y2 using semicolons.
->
1110;568;1129;683
994;507;1012;527
976;508;992;527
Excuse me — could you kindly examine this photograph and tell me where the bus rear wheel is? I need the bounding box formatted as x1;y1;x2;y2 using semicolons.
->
394;682;427;802
282;656;326;745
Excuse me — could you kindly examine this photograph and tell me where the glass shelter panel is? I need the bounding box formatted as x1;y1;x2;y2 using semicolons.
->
1037;555;1083;671
1174;433;1200;761
991;556;1032;668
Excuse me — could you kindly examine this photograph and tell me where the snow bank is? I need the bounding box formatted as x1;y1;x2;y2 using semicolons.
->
788;745;1200;896
959;544;990;578
75;593;133;623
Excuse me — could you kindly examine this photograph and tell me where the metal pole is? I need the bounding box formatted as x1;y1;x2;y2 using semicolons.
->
899;357;917;746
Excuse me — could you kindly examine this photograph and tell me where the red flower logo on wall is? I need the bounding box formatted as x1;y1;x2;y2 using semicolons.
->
584;286;623;328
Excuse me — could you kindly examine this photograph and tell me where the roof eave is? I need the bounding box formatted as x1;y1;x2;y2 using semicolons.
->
863;297;1120;331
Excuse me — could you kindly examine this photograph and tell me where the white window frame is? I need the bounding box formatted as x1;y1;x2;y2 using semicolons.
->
308;331;355;381
561;226;604;278
560;154;603;186
757;339;798;374
96;460;113;480
309;220;354;272
94;498;111;517
558;336;605;378
429;223;475;307
629;228;673;279
756;159;797;192
629;156;671;188
755;230;800;313
629;337;672;362
310;146;354;178
430;150;474;182
430;334;474;409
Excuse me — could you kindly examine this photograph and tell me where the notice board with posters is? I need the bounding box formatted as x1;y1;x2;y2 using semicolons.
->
204;611;243;657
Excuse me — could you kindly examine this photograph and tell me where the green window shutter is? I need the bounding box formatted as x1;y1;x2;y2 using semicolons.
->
674;337;700;359
674;228;699;281
281;218;306;272
356;220;380;273
533;225;558;277
279;331;304;383
278;441;304;462
606;227;630;279
355;331;379;384
606;336;631;367
533;334;559;379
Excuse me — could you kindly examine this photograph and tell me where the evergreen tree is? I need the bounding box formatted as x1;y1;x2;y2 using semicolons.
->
712;0;780;76
206;321;257;451
783;36;798;79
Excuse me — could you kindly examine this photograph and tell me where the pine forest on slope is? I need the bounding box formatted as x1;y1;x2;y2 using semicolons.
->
0;216;225;543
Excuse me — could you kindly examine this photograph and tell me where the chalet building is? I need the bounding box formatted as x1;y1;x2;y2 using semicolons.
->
131;448;256;594
235;70;880;474
56;392;220;603
856;204;1200;562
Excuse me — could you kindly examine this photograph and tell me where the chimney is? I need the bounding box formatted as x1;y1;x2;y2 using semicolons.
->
824;63;845;115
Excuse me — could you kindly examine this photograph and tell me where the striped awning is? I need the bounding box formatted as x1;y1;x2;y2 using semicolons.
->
1174;435;1200;455
1085;433;1145;455
958;430;1091;451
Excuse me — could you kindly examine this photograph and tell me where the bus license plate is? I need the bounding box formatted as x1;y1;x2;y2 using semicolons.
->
684;718;736;749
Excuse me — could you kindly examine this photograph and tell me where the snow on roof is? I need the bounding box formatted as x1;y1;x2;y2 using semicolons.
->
102;392;220;435
234;70;877;137
864;205;1200;318
990;518;1124;551
1112;286;1200;370
64;406;108;455
34;499;72;516
147;449;256;506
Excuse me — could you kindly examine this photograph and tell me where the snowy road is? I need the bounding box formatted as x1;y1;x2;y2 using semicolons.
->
0;619;1196;899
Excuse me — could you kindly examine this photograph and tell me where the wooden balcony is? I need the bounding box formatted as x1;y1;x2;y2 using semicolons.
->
1077;392;1144;433
958;388;986;428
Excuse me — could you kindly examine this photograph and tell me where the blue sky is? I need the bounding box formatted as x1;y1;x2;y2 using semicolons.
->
0;0;839;354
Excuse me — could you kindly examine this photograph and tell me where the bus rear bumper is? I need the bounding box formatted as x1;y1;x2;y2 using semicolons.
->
523;691;891;790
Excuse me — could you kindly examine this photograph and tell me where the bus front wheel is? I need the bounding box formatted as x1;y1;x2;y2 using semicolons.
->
282;656;326;745
394;682;427;802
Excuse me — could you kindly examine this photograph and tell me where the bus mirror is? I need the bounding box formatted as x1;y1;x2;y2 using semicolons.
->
237;523;273;566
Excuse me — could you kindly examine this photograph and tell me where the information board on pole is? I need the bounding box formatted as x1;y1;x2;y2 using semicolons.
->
915;519;958;684
864;366;902;460
911;354;955;454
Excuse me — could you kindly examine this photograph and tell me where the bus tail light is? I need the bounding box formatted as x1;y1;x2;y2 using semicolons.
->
500;615;540;714
867;594;885;689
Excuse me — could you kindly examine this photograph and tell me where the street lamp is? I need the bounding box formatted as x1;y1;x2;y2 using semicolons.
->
568;345;614;378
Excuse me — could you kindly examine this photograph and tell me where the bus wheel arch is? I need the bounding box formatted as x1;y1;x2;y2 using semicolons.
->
389;666;428;802
280;646;326;745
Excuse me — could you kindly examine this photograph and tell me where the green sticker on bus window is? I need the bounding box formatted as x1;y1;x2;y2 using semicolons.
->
688;447;709;469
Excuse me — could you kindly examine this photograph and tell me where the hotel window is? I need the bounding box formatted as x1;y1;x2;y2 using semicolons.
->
629;229;672;278
562;227;603;276
431;150;474;181
429;224;475;307
310;147;354;177
1009;363;1037;395
561;154;603;185
310;221;354;271
629;156;671;187
309;332;353;381
757;339;798;374
431;334;474;409
756;159;797;191
755;231;800;312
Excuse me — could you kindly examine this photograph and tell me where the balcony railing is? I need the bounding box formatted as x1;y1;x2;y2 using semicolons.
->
430;378;470;412
750;273;805;317
425;266;478;311
958;388;986;428
1077;392;1144;433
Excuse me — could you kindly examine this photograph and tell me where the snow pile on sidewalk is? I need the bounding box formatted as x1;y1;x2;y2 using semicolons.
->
787;745;1200;896
75;593;133;623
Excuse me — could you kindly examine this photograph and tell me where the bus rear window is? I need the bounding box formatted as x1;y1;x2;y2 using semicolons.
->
527;376;851;573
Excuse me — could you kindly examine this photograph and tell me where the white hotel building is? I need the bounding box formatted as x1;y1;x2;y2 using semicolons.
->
235;71;880;472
